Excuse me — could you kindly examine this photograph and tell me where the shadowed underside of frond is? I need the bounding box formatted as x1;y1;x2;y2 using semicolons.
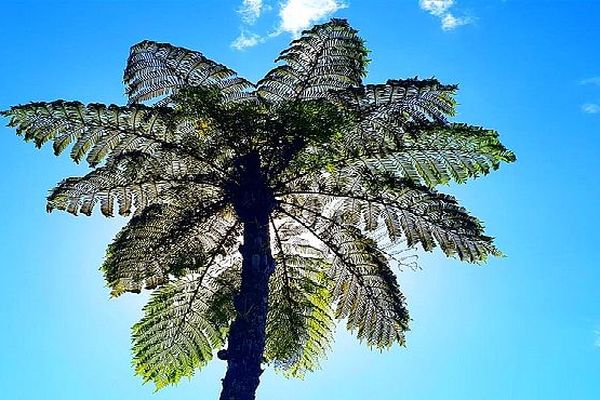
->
257;18;368;103
124;40;254;106
338;78;458;129
102;193;240;296
47;151;207;216
2;101;183;166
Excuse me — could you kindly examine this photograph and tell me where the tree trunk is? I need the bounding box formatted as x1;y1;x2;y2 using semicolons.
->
219;216;274;400
219;152;276;400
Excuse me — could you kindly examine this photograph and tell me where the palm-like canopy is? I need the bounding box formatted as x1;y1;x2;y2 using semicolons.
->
3;19;514;398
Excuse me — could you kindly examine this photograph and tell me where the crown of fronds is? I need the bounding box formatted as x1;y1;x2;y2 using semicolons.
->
2;19;514;388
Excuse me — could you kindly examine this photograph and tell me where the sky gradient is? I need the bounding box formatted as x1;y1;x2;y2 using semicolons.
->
1;1;599;399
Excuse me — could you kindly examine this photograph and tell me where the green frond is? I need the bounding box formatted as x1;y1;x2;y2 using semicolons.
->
360;122;516;186
47;151;202;216
2;101;181;166
281;171;501;263
277;202;410;348
102;194;240;296
257;18;369;102
132;265;238;390
124;40;254;106
327;228;410;348
265;219;335;377
338;78;457;128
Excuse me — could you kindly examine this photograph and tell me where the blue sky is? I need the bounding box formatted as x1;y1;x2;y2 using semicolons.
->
1;1;599;399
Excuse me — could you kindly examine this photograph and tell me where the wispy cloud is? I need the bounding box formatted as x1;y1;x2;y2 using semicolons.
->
231;0;346;50
278;0;347;37
582;103;600;114
231;30;264;50
580;77;600;86
238;0;265;24
419;0;473;30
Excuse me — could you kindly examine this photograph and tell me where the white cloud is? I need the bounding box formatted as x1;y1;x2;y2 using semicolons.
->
239;0;264;24
419;0;473;30
582;103;600;114
420;0;453;16
231;30;264;50
279;0;347;37
580;77;600;86
441;13;472;30
231;0;346;50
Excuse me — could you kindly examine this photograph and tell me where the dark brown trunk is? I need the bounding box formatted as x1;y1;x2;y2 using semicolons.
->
219;152;275;400
219;216;274;400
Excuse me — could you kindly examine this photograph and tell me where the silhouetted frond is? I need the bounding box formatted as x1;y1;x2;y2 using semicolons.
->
265;218;335;376
339;79;457;127
257;19;368;102
47;151;209;216
124;41;254;105
281;170;500;263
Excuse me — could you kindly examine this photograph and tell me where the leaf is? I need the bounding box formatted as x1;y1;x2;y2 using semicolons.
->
102;194;239;296
266;219;335;376
361;122;516;186
124;41;254;105
2;101;180;166
132;265;238;389
277;201;410;348
257;19;369;103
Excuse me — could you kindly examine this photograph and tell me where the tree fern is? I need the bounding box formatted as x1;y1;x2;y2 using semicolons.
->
3;19;514;400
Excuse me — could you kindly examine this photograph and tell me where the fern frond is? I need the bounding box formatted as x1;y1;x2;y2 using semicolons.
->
281;171;500;263
278;202;409;348
338;79;457;132
360;122;516;186
102;193;240;296
257;19;368;103
124;41;254;105
132;263;238;389
2;101;187;166
265;218;335;376
47;151;213;216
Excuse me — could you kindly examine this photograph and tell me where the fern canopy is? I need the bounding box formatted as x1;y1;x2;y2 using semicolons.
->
2;19;514;391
